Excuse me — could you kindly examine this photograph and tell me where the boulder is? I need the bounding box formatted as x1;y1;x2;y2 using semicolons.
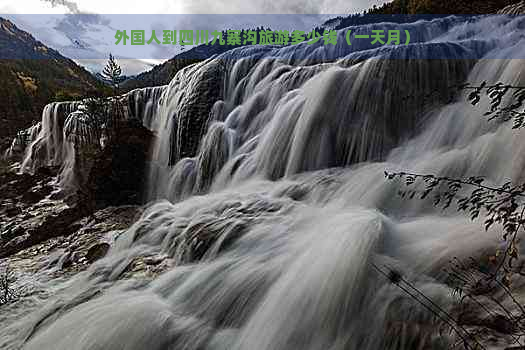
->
85;242;111;263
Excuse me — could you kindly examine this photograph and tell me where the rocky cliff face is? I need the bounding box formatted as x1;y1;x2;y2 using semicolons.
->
498;0;525;13
0;120;153;259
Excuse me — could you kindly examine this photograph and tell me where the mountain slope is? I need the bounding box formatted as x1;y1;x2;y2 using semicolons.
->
367;0;523;14
121;30;271;91
0;17;105;151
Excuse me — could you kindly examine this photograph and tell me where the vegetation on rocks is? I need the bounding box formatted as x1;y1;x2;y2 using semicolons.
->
66;55;153;215
367;0;524;14
0;264;18;306
0;18;110;152
385;83;525;348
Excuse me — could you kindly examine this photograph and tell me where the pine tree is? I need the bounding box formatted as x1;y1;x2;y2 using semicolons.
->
102;53;123;94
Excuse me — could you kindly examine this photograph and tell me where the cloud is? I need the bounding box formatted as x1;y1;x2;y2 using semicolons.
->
34;0;387;15
175;0;390;14
40;0;80;14
3;0;389;74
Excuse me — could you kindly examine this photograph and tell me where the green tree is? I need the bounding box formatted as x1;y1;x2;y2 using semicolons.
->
385;83;525;349
66;54;127;217
102;53;123;94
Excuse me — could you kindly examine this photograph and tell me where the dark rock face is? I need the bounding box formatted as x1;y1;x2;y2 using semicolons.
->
4;204;22;217
85;242;110;263
1;171;141;260
498;0;525;13
0;117;153;259
86;124;154;207
169;60;225;164
7;205;141;285
458;310;516;334
0;166;58;203
0;204;84;259
484;314;516;334
0;166;83;258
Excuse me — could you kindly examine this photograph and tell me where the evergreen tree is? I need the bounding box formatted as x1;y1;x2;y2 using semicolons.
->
102;53;123;94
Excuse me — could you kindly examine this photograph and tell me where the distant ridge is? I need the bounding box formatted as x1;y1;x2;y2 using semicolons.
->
121;28;272;91
0;17;106;151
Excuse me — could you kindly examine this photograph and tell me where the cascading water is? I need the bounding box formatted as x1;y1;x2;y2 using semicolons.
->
2;14;525;350
11;86;166;191
145;16;495;201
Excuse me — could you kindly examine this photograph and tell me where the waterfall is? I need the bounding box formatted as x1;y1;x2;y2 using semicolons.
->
144;15;525;201
2;14;525;350
12;86;166;191
4;121;41;160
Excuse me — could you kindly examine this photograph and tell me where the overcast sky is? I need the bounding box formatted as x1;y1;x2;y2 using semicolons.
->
0;0;386;15
0;0;387;75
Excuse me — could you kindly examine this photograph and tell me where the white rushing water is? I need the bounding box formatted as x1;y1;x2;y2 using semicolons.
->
2;14;525;350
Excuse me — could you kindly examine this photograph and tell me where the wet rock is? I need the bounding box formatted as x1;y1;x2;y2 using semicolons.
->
3;204;140;283
459;308;516;335
21;190;44;203
484;314;516;334
45;249;65;268
48;189;66;201
57;251;73;269
4;233;30;252
144;255;165;266
0;166;56;201
4;204;22;217
121;255;174;280
0;205;85;258
498;1;525;14
20;212;34;220
86;125;153;208
21;183;53;203
70;250;83;262
85;242;110;263
36;166;53;177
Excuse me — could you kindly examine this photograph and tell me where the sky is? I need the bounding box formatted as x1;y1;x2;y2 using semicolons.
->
0;0;386;15
0;0;388;75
